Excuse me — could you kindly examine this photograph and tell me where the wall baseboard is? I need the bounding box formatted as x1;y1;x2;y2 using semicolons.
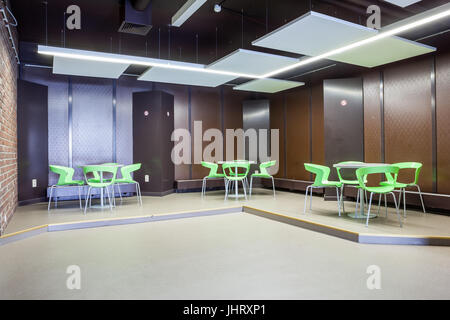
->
18;197;47;207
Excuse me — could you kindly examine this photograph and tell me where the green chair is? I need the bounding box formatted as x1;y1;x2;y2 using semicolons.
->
379;162;425;217
356;165;402;227
48;165;85;211
304;164;342;216
228;160;251;191
222;162;250;200
112;163;143;206
201;162;225;197
249;160;277;197
335;161;367;214
82;165;118;214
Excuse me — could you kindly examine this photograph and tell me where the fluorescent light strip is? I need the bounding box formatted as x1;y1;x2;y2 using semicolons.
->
171;0;207;27
37;45;263;79
262;4;450;78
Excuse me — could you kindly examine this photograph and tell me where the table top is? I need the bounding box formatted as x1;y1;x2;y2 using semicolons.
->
217;160;256;164
333;163;389;169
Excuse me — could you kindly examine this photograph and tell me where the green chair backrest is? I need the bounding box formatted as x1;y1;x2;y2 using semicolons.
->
336;161;364;182
385;162;422;185
201;161;221;177
222;162;250;179
49;165;77;185
259;160;277;176
356;165;400;190
304;163;331;186
120;163;141;181
83;165;118;186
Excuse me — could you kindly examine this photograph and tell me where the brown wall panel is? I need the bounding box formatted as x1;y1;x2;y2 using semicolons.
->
311;83;325;165
270;94;285;178
286;88;310;180
191;87;221;179
384;58;433;192
154;83;190;180
436;52;450;194
363;72;382;186
223;87;245;162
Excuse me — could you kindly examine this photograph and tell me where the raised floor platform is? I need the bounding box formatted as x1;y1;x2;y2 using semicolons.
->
2;190;450;246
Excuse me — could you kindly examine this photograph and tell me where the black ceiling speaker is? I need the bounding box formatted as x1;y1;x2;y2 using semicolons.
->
118;0;152;36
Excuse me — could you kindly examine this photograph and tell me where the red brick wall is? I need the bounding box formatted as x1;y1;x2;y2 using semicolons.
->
0;1;18;234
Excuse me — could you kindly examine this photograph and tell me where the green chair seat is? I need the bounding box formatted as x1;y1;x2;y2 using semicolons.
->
249;160;277;197
304;163;342;216
356;165;402;227
48;165;85;211
379;181;408;189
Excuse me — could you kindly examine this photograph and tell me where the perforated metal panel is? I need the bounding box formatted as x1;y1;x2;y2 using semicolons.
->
72;77;113;180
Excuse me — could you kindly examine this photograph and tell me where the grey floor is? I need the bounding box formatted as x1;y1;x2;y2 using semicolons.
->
1;212;449;299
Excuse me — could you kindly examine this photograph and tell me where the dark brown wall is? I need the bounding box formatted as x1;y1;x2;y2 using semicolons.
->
384;58;433;193
17;80;48;203
269;94;286;178
286;89;310;180
436;52;450;194
311;84;325;166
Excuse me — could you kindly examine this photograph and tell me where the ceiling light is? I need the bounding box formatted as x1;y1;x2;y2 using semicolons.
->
37;45;262;79
171;0;207;27
384;0;422;8
262;3;450;78
214;4;221;13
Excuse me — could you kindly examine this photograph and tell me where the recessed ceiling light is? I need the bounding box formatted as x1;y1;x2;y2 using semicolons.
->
384;0;422;8
214;4;221;13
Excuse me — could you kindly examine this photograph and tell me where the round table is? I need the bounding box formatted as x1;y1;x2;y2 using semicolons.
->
333;163;388;219
218;160;255;199
80;164;122;209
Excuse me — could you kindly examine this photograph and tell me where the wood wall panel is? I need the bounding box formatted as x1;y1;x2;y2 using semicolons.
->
191;87;221;179
436;52;450;194
311;84;324;165
384;58;433;192
223;87;245;161
363;72;382;186
270;94;285;178
286;88;310;180
154;83;190;180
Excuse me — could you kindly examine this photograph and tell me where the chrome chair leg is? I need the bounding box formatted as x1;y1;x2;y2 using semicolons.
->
390;191;402;227
271;176;276;198
84;187;92;215
242;180;247;200
303;185;310;214
355;189;360;216
78;186;82;210
336;187;341;217
415;184;426;214
48;185;55;211
136;182;143;206
365;192;374;227
377;194;382;215
384;194;388;217
249;176;253;197
340;185;345;214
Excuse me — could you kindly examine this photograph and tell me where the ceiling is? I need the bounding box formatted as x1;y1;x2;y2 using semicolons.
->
10;0;450;84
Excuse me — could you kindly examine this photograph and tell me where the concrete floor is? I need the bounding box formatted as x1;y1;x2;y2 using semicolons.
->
1;212;449;299
6;189;450;238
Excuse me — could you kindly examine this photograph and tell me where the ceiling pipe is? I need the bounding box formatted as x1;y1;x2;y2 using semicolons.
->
130;0;151;11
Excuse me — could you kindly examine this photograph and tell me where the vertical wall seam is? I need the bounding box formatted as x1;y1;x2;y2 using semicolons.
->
283;94;287;178
220;87;224;161
68;76;73;168
361;78;365;162
431;56;437;193
188;86;192;180
380;70;385;163
309;86;313;181
112;79;117;163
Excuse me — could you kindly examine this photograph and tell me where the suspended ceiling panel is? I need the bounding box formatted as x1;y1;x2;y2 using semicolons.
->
138;66;237;87
233;78;305;93
384;0;422;8
252;11;376;56
207;49;299;76
329;36;435;68
53;56;130;79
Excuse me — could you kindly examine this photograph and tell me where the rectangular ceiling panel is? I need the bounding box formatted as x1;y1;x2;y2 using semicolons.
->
329;36;435;68
138;66;237;87
252;11;376;56
207;49;298;76
233;78;305;93
53;56;129;79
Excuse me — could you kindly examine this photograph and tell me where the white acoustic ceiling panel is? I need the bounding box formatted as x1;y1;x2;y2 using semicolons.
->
233;78;305;93
53;56;129;79
384;0;422;8
138;66;237;87
252;11;377;56
207;49;298;76
329;36;435;67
